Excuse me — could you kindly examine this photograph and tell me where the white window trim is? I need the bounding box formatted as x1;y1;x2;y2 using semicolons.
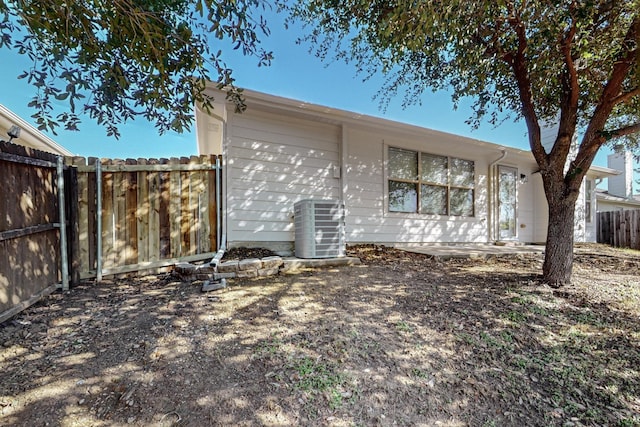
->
383;142;477;219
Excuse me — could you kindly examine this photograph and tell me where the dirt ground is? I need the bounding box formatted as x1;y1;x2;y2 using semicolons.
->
1;244;639;426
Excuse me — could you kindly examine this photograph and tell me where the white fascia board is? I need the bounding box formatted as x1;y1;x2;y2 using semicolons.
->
0;104;73;156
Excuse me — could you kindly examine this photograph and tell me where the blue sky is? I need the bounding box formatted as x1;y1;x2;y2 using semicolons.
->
0;8;626;172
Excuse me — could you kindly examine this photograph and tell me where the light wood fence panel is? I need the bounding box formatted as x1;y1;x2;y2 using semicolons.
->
72;155;221;278
597;209;640;250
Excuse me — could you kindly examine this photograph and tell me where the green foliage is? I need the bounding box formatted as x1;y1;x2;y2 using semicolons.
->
0;0;273;137
288;0;638;137
290;356;350;409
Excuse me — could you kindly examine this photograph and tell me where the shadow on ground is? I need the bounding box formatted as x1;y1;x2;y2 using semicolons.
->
0;245;639;426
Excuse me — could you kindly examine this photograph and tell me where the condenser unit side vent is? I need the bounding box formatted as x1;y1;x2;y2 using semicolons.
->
294;199;345;259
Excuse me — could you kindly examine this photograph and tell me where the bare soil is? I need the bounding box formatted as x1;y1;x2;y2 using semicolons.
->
1;244;639;426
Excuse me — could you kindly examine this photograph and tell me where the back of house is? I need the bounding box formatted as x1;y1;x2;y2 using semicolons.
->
195;88;552;256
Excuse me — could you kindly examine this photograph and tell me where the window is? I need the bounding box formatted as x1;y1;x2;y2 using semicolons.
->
388;147;474;216
585;179;592;223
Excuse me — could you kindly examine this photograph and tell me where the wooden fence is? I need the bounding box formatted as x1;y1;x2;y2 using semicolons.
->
70;155;222;279
597;209;640;250
0;141;73;323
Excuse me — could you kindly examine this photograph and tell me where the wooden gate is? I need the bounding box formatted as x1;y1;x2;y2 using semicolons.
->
0;141;72;323
69;155;222;279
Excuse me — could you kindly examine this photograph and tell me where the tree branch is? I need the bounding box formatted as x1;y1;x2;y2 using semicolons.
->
612;87;640;106
553;6;579;166
504;3;546;168
574;15;639;172
604;122;640;139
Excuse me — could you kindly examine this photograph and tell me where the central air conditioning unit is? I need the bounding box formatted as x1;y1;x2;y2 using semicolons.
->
294;199;345;259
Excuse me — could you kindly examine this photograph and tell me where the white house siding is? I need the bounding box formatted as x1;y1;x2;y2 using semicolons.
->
514;160;535;243
225;109;341;252
343;126;521;245
584;178;597;242
530;174;549;243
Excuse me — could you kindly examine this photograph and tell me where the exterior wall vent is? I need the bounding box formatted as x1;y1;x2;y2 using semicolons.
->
294;199;345;258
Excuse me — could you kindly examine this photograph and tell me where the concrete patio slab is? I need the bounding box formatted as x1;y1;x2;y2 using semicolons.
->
281;256;362;271
395;244;546;260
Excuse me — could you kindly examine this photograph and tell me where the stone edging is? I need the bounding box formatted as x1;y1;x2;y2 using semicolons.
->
174;256;284;282
173;255;362;283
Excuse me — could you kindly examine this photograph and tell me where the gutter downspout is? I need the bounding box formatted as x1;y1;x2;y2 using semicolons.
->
57;157;69;291
202;137;228;291
489;150;508;242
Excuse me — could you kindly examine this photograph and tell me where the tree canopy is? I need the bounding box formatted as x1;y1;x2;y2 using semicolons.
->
290;1;638;146
0;0;273;137
288;0;639;284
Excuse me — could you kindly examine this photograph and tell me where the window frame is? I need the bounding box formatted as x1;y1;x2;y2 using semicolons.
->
386;146;475;217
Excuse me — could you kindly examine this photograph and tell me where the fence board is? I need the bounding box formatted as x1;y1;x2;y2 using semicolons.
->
125;159;138;265
159;158;171;259
74;156;90;275
169;158;181;258
87;158;98;271
64;163;80;285
189;155;200;255
209;155;218;251
102;160;115;270
147;159;160;261
137;158;150;263
180;157;191;256
113;159;127;268
197;155;210;253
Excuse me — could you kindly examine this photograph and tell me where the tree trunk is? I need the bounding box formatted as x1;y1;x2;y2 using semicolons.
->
543;198;576;286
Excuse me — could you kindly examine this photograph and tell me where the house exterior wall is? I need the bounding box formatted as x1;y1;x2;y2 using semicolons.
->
221;106;545;253
225;108;341;253
345;125;500;245
344;125;546;245
607;151;633;198
584;178;597;242
200;89;556;254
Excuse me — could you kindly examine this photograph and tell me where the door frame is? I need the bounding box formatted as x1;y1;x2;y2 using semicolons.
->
492;164;519;241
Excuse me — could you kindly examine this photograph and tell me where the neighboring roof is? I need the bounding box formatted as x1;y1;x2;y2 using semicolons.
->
595;188;640;208
586;165;621;180
0;104;73;156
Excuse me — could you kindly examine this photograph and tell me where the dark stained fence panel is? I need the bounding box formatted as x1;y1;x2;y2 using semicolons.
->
0;141;64;323
597;209;640;250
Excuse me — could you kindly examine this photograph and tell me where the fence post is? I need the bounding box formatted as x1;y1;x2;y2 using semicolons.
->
64;158;80;285
57;157;69;291
96;161;103;282
216;155;222;250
